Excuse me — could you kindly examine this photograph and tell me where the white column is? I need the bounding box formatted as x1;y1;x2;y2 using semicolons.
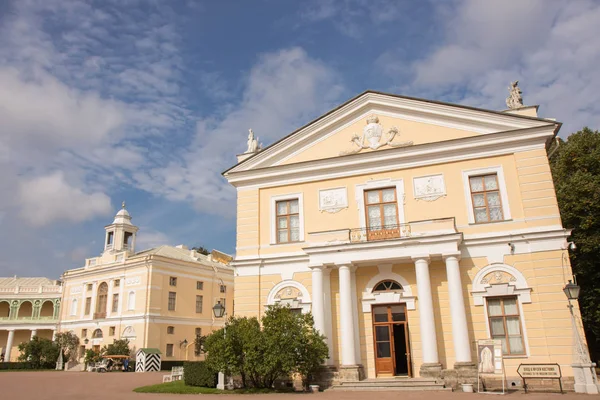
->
52;330;57;341
89;282;98;317
117;276;125;316
5;329;15;361
413;256;439;364
106;279;114;317
310;266;326;335
338;265;357;366
31;329;37;339
444;254;472;363
80;283;87;319
350;269;361;364
323;269;334;365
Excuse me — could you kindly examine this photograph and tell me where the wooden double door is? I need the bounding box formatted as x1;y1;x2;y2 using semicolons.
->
372;304;412;377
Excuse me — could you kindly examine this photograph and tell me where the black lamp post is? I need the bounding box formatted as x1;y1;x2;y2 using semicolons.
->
212;301;226;319
180;339;188;348
84;338;89;345
563;280;581;301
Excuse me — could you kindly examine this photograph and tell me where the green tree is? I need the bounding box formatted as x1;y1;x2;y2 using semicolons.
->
17;336;60;369
103;339;131;356
204;304;328;389
54;331;80;362
549;127;600;362
191;246;210;255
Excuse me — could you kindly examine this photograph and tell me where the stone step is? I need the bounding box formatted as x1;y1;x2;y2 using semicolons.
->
338;382;444;387
330;385;451;392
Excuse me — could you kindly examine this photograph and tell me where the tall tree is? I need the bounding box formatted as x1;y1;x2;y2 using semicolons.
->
54;331;80;362
191;246;210;256
549;127;600;362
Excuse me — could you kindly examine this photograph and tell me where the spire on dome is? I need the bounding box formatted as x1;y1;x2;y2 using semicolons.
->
122;201;126;209
112;201;133;225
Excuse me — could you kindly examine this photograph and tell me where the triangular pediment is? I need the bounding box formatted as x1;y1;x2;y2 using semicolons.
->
225;91;556;174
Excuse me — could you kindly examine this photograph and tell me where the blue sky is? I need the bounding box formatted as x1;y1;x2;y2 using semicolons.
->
1;0;599;279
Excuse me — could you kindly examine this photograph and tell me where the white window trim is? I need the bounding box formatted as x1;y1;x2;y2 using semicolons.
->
462;166;512;224
270;193;305;245
472;264;531;357
355;178;406;230
361;267;415;312
127;291;136;311
70;298;78;316
266;280;312;314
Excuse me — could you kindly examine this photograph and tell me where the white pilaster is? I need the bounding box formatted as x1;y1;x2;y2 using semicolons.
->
413;256;439;364
338;264;357;365
52;330;57;341
5;329;15;361
117;276;125;316
80;283;87;319
90;281;98;317
310;266;326;335
31;329;37;339
444;254;472;363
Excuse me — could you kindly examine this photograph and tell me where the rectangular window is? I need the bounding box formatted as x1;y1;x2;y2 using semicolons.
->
365;187;398;230
196;295;203;313
85;297;92;315
196;281;204;290
169;277;177;287
114;279;120;287
168;292;176;311
123;232;133;248
106;231;114;245
167;326;174;334
112;293;119;313
109;326;115;336
166;344;174;357
195;327;202;336
469;174;504;223
81;328;87;338
487;296;525;355
87;284;93;291
276;199;300;243
220;285;226;293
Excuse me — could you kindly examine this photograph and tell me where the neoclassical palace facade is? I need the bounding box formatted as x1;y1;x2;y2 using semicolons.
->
224;90;595;391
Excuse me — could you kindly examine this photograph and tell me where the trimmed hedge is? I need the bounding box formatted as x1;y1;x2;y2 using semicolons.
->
161;360;184;371
0;362;55;370
183;361;217;388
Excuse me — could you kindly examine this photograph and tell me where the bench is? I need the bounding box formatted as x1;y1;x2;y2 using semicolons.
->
163;366;184;383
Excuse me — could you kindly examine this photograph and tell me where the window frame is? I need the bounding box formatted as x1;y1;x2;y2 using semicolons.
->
168;292;176;311
167;326;175;334
196;281;204;290
486;296;526;356
462;166;511;224
468;174;504;224
364;187;400;230
111;293;119;313
84;297;92;315
166;344;174;357
169;277;177;287
355;178;405;231
275;199;300;244
270;193;304;245
109;326;115;336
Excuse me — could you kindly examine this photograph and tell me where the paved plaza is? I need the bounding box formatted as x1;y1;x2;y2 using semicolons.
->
0;371;592;400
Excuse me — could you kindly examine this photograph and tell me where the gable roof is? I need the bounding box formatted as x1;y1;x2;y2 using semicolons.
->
133;245;233;271
223;90;560;175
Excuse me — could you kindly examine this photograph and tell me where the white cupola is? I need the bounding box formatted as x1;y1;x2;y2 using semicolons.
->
103;201;139;254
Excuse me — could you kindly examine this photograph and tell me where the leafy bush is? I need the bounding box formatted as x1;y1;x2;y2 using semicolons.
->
0;362;53;370
84;349;101;365
17;336;60;369
103;339;130;356
184;361;217;387
54;332;80;362
204;304;328;389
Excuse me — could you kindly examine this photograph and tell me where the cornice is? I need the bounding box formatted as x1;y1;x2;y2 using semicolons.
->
229;125;554;189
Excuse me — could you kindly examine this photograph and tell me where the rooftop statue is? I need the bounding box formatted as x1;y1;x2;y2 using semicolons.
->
506;81;524;109
246;129;258;154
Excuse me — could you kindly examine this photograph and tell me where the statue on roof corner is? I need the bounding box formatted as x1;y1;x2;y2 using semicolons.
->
246;128;258;154
506;81;524;109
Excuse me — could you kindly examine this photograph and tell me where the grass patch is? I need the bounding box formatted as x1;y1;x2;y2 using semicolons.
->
133;380;297;394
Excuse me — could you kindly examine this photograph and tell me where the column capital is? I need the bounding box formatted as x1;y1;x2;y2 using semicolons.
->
336;263;357;272
411;255;430;263
308;264;325;270
442;252;462;261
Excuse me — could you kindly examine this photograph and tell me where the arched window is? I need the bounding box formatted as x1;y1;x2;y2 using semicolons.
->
70;299;78;316
373;280;403;292
17;301;33;318
40;300;54;317
96;282;108;315
128;291;135;310
92;328;103;338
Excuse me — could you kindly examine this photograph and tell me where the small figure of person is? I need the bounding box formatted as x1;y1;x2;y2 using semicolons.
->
123;358;129;372
0;353;4;362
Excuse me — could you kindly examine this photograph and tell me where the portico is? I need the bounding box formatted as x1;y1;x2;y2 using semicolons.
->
305;218;473;379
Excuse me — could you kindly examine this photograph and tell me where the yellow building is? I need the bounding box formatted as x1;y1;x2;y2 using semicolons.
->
59;204;234;366
0;277;62;361
224;88;598;392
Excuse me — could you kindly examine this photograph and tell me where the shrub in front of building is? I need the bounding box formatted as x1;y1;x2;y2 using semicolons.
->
17;336;60;369
183;361;217;387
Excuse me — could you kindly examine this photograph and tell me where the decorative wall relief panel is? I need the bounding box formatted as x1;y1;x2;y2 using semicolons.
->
319;187;348;213
413;174;446;201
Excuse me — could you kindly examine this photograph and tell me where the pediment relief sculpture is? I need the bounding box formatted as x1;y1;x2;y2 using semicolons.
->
274;286;303;301
481;270;517;285
339;115;413;156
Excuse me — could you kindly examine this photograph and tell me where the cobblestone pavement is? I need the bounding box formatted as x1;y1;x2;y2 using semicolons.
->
0;371;591;400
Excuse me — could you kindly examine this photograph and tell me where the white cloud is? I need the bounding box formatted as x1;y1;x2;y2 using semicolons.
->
134;47;345;215
392;0;600;135
18;171;112;226
135;228;172;251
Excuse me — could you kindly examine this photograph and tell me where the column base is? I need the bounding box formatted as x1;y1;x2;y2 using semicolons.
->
572;363;600;394
441;362;477;390
419;363;443;379
337;365;365;382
